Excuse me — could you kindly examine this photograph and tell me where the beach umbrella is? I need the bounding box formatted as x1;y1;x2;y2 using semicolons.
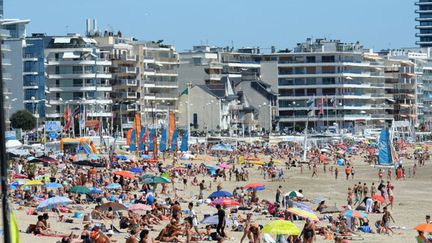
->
128;203;152;211
293;202;313;212
116;155;129;160
24;180;43;186
286;207;319;221
217;163;230;169
206;165;218;170
70;185;91;194
208;190;233;199
129;167;144;173
113;171;135;179
320;148;331;154
201;215;233;226
248;161;265;166
37;196;72;210
243;182;265;189
142;175;171;184
12;179;28;186
13;174;27;179
243;182;266;191
343;210;367;219
337;159;345;166
100;202;128;211
415;224;432;233
89;187;103;194
372;194;386;203
285;191;304;198
312;196;328;204
44;182;63;189
261;219;301;235
8;184;17;191
210;198;240;207
105;183;122;190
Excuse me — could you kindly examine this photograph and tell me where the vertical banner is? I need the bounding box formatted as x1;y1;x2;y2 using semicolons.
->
153;131;158;160
180;129;188;152
168;111;175;149
138;127;146;151
159;127;167;152
148;128;156;151
133;113;141;154
130;129;136;152
170;129;178;152
126;129;132;145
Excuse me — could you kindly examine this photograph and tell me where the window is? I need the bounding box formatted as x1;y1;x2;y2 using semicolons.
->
321;56;335;63
294;89;304;96
306;56;315;63
323;77;335;84
278;79;294;86
193;113;198;127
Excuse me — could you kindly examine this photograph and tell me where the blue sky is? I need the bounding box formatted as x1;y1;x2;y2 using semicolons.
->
7;0;416;51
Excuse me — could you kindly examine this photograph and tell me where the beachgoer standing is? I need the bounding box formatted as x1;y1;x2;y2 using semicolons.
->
335;167;338;180
345;166;351;180
216;204;226;238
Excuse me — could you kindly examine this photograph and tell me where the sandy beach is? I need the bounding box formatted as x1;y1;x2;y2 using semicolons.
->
11;146;432;243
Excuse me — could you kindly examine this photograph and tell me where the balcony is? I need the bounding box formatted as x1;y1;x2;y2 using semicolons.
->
119;54;138;62
48;84;112;92
143;56;155;63
143;93;178;100
143;80;177;88
118;67;138;74
415;25;432;29
23;82;39;89
47;73;112;79
46;58;111;66
23;71;39;76
415;1;432;5
23;54;39;62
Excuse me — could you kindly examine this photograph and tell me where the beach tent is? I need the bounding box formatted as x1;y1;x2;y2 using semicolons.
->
60;137;97;153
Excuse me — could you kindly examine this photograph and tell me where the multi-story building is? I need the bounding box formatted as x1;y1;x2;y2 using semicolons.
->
262;38;392;133
1;18;30;117
178;45;263;92
92;32;140;135
415;0;432;47
136;41;179;127
44;35;113;130
23;33;47;119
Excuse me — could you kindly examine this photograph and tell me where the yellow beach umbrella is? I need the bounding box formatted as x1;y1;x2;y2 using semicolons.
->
24;180;43;186
287;207;319;221
262;219;301;235
248;161;265;166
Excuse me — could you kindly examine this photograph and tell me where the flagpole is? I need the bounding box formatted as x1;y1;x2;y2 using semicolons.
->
187;82;191;147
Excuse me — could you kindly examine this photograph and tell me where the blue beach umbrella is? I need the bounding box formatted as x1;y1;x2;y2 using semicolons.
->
44;182;63;189
130;167;144;173
89;187;103;194
37;196;72;210
105;183;122;190
208;190;233;199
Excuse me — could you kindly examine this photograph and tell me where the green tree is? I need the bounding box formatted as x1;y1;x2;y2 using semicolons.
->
10;110;36;131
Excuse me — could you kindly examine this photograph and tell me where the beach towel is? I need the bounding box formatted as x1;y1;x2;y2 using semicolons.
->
263;233;276;243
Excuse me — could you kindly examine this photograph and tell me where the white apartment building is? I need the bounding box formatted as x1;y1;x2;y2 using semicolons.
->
136;41;179;127
44;35;113;125
262;38;392;132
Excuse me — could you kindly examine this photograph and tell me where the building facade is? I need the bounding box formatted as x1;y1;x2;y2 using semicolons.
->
262;38;392;133
137;41;179;127
416;0;432;47
23;34;47;118
44;35;113;129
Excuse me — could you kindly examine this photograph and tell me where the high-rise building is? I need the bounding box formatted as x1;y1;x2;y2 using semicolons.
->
136;41;179;127
415;0;432;47
23;34;47;119
44;35;113;130
92;32;140;136
262;38;392;133
1;19;30;118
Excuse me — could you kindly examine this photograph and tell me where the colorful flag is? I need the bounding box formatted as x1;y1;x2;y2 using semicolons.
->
170;129;178;152
318;97;324;116
148;129;156;151
63;105;72;131
168;111;175;149
138;127;146;151
160;127;167;152
130;129;136;152
180;129;188;152
72;106;80;118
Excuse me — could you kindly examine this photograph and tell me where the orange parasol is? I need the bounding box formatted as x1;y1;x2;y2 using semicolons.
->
415;224;432;233
372;194;386;203
113;171;135;179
